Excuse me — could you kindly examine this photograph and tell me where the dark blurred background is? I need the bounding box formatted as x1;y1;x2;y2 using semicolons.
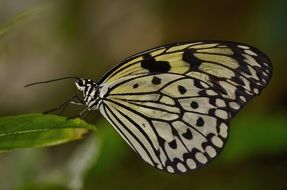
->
0;0;286;189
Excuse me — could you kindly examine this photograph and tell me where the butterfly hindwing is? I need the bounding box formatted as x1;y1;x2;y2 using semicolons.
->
99;73;230;173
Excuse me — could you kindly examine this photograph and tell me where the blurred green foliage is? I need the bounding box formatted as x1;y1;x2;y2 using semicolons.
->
0;0;286;189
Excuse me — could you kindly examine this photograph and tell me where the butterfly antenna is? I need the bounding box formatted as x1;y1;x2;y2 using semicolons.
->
25;76;80;87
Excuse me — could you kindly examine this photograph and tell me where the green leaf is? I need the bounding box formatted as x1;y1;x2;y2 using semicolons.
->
0;113;96;150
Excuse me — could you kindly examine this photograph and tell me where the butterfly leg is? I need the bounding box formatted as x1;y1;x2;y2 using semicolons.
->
44;95;84;115
67;107;90;119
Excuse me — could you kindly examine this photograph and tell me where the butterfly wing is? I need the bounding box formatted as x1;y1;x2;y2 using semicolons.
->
99;73;230;173
99;41;272;116
97;41;272;173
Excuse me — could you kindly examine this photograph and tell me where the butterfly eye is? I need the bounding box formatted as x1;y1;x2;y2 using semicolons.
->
75;79;85;90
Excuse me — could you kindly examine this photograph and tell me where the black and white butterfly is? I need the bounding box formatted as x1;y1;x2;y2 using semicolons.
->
36;41;273;174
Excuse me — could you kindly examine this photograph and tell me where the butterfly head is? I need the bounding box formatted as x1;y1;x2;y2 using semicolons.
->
75;78;100;109
75;78;86;91
75;78;97;92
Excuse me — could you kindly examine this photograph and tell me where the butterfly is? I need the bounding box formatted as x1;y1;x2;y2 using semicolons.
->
37;40;272;174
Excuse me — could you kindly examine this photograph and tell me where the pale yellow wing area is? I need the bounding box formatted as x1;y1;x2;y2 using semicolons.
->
98;41;272;116
99;73;230;173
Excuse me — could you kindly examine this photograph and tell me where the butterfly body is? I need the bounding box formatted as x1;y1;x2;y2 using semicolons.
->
75;41;272;174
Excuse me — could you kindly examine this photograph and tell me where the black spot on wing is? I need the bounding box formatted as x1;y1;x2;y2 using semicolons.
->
208;108;216;115
194;80;206;89
182;49;202;70
178;85;187;94
141;54;171;73
232;49;253;75
190;101;199;109
168;139;177;149
133;83;139;88
230;75;245;86
182;129;193;140
208;76;228;95
196;117;204;127
152;76;162;85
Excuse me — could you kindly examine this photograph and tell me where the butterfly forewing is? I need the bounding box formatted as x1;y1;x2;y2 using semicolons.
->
99;41;272;116
93;41;272;173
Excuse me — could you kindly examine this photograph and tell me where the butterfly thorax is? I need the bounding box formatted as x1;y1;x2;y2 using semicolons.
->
75;78;102;110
